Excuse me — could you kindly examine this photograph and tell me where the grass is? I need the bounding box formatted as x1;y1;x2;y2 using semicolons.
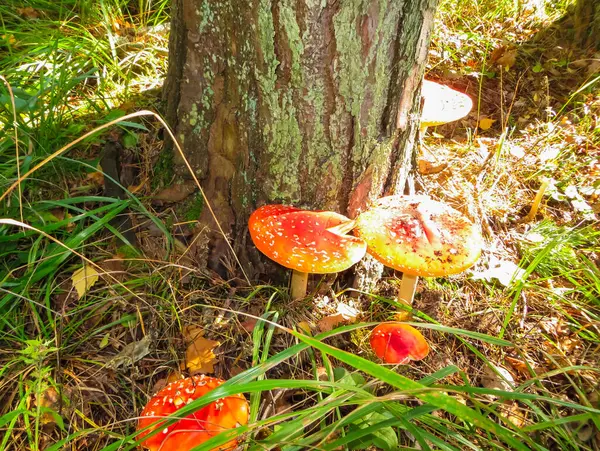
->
1;0;599;450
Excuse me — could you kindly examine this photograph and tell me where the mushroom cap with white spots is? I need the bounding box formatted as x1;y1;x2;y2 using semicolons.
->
370;323;429;364
421;79;473;127
137;375;248;451
249;205;367;274
354;195;482;277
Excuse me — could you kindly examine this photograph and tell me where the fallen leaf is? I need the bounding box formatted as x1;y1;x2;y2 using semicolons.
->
478;117;496;130
316;366;328;381
480;364;515;393
86;170;104;186
490;45;507;64
540;317;570;337
152;372;184;393
496;49;517;70
17;7;41;19
470;256;526;287
499;401;528;428
127;178;147;194
505;356;531;375
418;158;447;175
106;335;152;369
317;302;360;332
183;326;220;374
71;264;99;299
154;181;197;202
240;318;257;333
317;313;346;332
36;387;61;426
296;321;312;335
99;333;110;349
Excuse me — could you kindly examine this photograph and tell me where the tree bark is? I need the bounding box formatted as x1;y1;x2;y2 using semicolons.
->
574;0;600;50
164;0;438;281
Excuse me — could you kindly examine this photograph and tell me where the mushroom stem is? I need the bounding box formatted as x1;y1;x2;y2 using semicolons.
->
520;178;550;223
290;270;309;299
398;273;418;307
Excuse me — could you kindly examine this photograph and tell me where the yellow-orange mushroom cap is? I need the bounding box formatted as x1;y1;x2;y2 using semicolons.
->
370;323;429;364
421;79;473;128
248;205;367;274
137;375;248;451
354;195;482;277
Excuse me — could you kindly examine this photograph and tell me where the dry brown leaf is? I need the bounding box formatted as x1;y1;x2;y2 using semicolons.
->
183;326;220;374
240;318;257;333
36;387;61;426
540;317;570;337
107;335;152;369
490;45;507;63
17;7;41;19
490;45;517;70
99;257;126;280
496;49;517;70
86;171;104;186
317;302;360;332
418;158;448;175
317;313;346;332
499;401;528;428
152;372;183;393
316;366;328;381
127;178;147;194
154;181;197;202
505;356;531;376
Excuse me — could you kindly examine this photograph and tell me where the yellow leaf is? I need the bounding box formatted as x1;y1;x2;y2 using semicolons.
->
2;34;16;45
71;264;99;299
296;321;312;335
183;326;220;374
478;117;496;130
36;387;61;427
86;170;104;186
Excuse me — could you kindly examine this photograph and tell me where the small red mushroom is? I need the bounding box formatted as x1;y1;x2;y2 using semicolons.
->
137;375;248;451
370;323;429;364
249;205;367;299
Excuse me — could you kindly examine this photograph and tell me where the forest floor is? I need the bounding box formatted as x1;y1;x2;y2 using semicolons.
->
0;0;598;450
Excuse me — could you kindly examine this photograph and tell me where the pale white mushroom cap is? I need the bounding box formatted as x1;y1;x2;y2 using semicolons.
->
421;79;473;127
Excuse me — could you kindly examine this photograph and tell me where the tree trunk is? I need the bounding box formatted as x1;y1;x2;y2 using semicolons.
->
164;0;438;282
574;0;600;50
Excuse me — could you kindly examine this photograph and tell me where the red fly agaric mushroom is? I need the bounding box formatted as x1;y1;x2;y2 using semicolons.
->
249;205;367;299
353;195;482;307
370;323;429;364
420;79;473;133
137;375;248;451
